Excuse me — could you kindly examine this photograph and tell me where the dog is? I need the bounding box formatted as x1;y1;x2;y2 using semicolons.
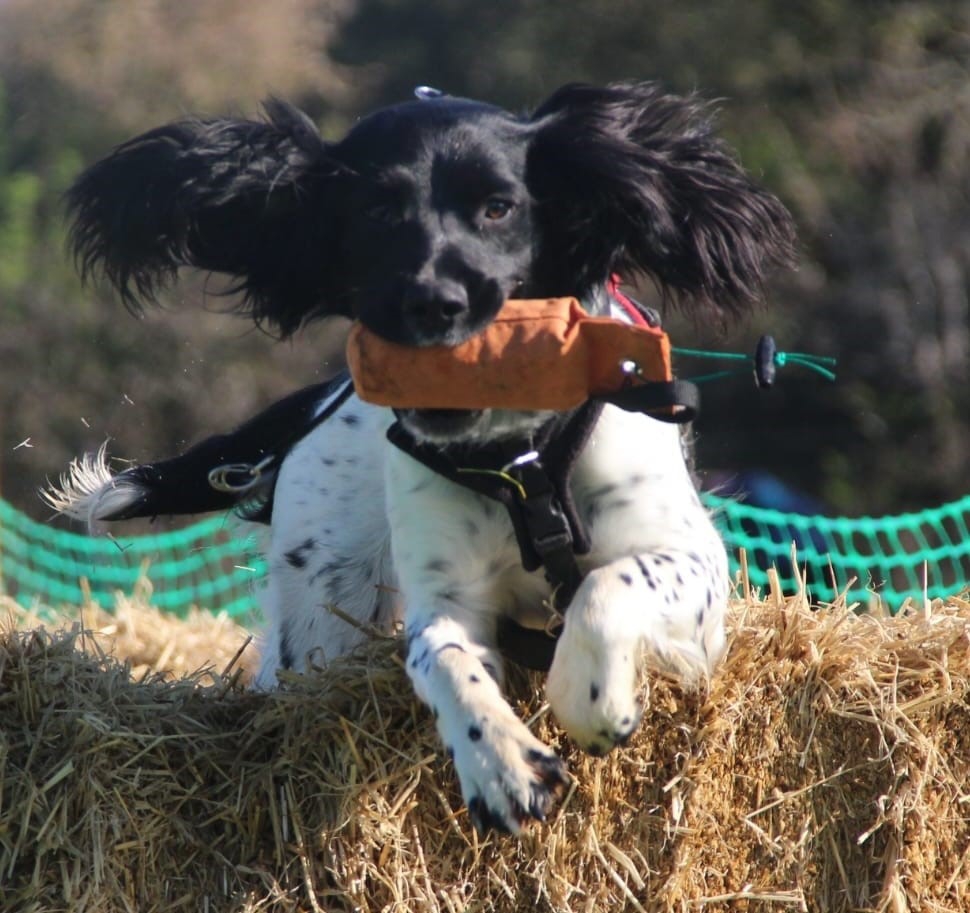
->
50;82;795;834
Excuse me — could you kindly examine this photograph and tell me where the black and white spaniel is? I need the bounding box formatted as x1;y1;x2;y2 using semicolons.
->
50;83;794;833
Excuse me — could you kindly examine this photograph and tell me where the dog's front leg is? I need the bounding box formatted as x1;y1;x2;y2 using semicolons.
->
546;541;728;757
404;611;566;832
387;451;567;833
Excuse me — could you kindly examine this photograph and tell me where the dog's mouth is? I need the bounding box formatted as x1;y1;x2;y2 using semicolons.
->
395;406;557;446
396;407;486;442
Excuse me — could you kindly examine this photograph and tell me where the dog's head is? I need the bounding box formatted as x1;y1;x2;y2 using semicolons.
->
331;96;534;350
68;82;795;442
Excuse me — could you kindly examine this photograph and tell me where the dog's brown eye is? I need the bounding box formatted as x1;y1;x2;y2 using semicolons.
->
482;198;514;221
365;203;403;225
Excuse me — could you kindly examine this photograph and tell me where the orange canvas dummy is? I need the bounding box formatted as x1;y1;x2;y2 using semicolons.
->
346;297;673;411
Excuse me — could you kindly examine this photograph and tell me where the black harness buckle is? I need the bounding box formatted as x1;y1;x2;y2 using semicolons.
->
509;458;584;608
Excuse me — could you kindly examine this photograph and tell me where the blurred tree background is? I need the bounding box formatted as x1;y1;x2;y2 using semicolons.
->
0;0;967;518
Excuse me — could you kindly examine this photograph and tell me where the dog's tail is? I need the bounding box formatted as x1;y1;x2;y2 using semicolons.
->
43;377;353;530
43;442;155;525
42;439;266;528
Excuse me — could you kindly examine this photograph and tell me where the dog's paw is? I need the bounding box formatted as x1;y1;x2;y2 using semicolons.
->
547;649;643;757
447;711;568;834
546;567;646;756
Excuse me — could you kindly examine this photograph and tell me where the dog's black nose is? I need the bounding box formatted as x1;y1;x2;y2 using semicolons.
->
402;281;469;338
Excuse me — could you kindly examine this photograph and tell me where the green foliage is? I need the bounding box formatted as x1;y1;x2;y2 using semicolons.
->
0;0;967;517
0;170;42;294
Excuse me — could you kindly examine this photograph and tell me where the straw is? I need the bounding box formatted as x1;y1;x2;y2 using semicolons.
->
1;582;968;912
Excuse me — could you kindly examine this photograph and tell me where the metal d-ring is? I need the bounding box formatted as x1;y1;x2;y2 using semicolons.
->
207;455;275;494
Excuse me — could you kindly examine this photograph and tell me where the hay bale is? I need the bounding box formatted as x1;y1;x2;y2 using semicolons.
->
1;588;968;912
2;580;259;683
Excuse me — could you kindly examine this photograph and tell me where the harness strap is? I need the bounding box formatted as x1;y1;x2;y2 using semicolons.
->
596;378;700;423
206;376;355;499
387;405;603;672
386;402;601;584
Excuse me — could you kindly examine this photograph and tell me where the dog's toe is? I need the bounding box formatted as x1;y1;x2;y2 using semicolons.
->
468;795;515;834
453;728;568;834
525;749;568;822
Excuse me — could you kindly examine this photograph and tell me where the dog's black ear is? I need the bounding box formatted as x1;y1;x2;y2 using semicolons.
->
528;82;795;317
67;99;347;336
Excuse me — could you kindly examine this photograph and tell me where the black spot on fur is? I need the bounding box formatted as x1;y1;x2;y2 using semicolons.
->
409;647;430;671
470;674;481;683
435;588;461;604
602;497;633;513
437;642;466;656
311;557;351;587
634;555;657;589
619;572;633;586
468;725;482;742
340;413;360;427
278;620;294;671
284;537;316;569
405;621;428;644
425;558;453;574
590;683;600;702
328;572;346;598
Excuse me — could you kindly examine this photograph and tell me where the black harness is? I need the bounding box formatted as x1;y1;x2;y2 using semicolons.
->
389;404;601;597
387;377;698;670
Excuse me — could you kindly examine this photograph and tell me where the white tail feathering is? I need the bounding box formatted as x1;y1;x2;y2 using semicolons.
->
41;442;145;528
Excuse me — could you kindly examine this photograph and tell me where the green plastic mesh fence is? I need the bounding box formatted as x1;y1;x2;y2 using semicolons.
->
1;494;968;617
0;498;265;620
704;493;970;605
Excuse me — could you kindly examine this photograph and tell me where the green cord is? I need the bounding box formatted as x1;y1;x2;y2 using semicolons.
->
781;353;838;381
672;342;837;383
671;347;749;361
